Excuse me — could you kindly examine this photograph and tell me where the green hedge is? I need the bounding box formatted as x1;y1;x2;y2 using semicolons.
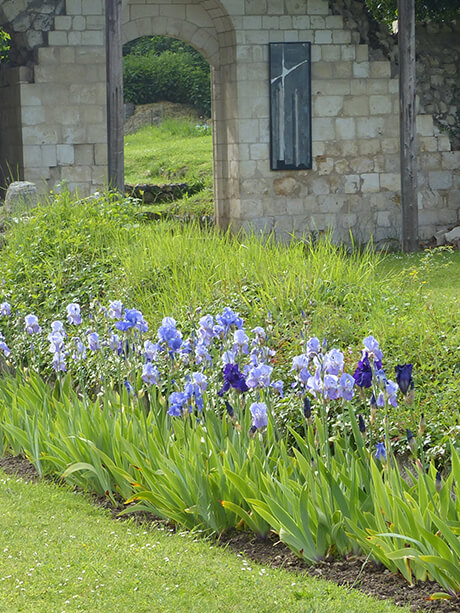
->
123;37;211;116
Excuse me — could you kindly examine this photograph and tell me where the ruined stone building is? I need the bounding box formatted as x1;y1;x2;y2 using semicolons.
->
0;0;458;244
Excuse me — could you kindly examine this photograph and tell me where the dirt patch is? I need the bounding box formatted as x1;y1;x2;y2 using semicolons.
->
124;101;206;135
1;455;459;612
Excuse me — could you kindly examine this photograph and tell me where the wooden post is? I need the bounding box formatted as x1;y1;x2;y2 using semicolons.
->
106;0;124;192
398;0;418;252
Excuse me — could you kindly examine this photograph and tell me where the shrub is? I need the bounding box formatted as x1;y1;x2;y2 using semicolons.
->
123;38;211;116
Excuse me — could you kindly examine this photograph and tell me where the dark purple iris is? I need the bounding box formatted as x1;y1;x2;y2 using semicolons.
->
353;354;373;388
395;364;413;396
217;363;249;396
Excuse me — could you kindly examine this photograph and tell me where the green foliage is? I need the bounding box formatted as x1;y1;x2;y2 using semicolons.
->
0;191;137;317
123;37;211;116
365;0;460;25
0;28;10;64
0;372;458;597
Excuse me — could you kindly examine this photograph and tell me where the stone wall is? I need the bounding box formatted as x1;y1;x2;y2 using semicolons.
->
330;1;460;150
0;0;65;65
0;0;458;244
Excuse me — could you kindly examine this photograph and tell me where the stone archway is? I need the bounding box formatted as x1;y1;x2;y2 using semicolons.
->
116;0;239;225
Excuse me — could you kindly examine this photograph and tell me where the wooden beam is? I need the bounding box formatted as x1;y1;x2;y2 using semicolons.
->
398;0;419;252
106;0;124;192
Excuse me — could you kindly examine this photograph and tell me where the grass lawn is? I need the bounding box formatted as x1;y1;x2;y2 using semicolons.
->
0;471;411;613
124;119;214;217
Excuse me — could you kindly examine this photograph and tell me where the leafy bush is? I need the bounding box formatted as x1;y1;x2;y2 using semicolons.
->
365;0;460;25
123;37;211;116
0;28;10;64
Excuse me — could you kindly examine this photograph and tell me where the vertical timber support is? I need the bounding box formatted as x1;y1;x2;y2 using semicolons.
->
106;0;124;192
398;0;418;252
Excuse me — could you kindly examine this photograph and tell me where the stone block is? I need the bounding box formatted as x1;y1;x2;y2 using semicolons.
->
267;0;284;14
361;173;380;192
355;45;369;62
21;106;45;126
343;96;368;116
344;175;360;194
325;15;344;29
311;178;330;195
41;145;57;167
48;31;68;46
416;115;434;137
307;0;329;15
55;16;73;30
5;181;38;215
367;79;388;94
380;173;400;191
74;144;94;166
357;118;384;139
315;30;332;44
332;30;352;44
61;165;91;183
313;95;344;117
57;144;75;165
312;118;335;141
81;30;104;46
441;152;460;170
333;62;352;78
82;0;103;15
429;171;453;190
321;45;341;62
353;62;369;78
66;0;82;16
335;118;356;140
73;16;86;30
369;95;392;115
311;63;333;79
370;62;391;78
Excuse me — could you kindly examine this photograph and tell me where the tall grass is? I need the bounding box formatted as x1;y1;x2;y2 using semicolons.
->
0;191;458;447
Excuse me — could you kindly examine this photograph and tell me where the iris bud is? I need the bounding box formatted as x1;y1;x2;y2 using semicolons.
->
303;396;312;420
358;414;366;434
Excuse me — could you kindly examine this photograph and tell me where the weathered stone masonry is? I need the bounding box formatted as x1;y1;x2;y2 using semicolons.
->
0;0;458;245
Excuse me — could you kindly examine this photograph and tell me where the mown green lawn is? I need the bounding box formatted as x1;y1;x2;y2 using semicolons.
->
0;471;411;613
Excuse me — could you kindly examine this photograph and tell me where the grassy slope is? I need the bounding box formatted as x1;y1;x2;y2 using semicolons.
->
0;471;410;613
124;119;214;217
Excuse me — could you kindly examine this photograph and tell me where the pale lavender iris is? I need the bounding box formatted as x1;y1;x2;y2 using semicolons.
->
72;337;86;360
88;332;100;351
246;363;273;389
306;337;321;356
216;307;243;332
66;303;82;325
324;349;344;376
0;302;11;316
338;373;355;401
108;300;124;320
117;309;148;333
142;362;160;386
144;340;159;362
52;352;66;372
323;374;339;400
363;335;383;367
250;402;268;429
251;326;266;344
168;391;188;417
291;354;309;371
0;339;11;357
192;372;208;393
307;367;323;397
48;331;65;354
271;379;284;397
233;329;249;355
195;343;212;365
51;321;66;335
157;317;182;351
385;380;398;407
25;314;41;334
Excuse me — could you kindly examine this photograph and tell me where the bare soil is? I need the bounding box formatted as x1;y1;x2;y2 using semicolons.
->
1;454;459;613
